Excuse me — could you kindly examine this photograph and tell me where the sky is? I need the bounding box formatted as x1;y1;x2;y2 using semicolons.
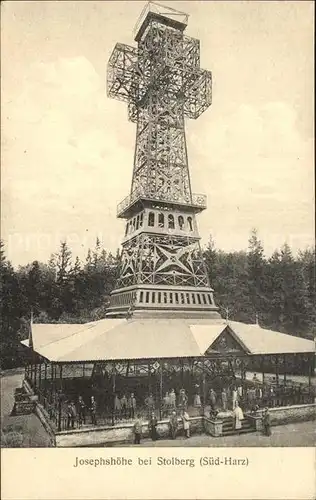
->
1;0;314;267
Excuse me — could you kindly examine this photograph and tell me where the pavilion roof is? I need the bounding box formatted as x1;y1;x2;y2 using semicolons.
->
21;318;315;363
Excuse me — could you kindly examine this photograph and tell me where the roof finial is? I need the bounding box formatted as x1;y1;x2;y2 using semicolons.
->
225;307;229;324
255;312;259;326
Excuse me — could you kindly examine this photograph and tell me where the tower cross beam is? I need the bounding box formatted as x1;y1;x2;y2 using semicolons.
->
105;3;220;320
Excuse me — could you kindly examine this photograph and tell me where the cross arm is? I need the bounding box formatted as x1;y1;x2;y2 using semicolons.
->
183;68;212;120
107;42;138;104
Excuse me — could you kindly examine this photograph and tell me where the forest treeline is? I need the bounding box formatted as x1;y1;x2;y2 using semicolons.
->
0;230;315;369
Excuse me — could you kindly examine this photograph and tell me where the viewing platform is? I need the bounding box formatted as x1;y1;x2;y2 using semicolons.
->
117;190;207;218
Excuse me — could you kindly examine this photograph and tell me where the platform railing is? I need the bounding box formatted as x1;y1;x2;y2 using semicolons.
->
117;190;207;217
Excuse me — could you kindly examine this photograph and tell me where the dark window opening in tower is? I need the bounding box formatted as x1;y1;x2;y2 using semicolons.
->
136;215;140;230
178;215;185;230
168;214;175;229
125;223;129;236
140;212;143;227
148;212;155;227
129;220;133;233
187;217;193;231
132;218;136;230
158;213;164;228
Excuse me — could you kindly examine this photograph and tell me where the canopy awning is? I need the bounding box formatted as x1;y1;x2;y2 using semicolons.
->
21;317;315;363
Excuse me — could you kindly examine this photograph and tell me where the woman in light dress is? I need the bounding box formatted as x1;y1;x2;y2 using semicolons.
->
233;401;244;431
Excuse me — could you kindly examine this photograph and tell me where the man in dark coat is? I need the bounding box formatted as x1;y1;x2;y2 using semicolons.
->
149;412;158;441
262;407;272;436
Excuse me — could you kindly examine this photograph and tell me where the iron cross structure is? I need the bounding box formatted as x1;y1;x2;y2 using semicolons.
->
106;2;220;319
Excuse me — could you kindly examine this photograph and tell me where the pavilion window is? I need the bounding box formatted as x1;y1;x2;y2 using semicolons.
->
158;213;164;228
152;292;156;303
132;218;136;231
207;294;212;304
180;293;185;304
187;217;193;231
186;293;190;304
163;292;167;303
192;294;196;304
158;292;161;303
169;292;173;303
178;215;185;230
202;294;207;304
129;220;133;233
146;292;150;303
136;215;140;230
139;212;143;227
140;291;144;302
148;212;155;227
175;293;179;304
168;214;175;229
125;223;129;236
197;294;201;304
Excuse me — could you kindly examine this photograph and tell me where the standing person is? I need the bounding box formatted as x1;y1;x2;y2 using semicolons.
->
169;389;176;409
121;394;128;418
233;401;244;432
149;412;158;441
178;389;188;410
262;407;272;436
182;410;190;438
90;396;97;425
66;401;76;429
193;385;201;408
169;411;178;439
145;393;155;415
130;393;137;419
77;395;86;427
133;415;142;444
114;393;121;420
232;386;238;410
209;388;217;411
163;391;170;417
221;388;227;411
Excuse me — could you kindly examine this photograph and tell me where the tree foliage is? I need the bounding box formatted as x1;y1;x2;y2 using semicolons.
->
0;231;315;369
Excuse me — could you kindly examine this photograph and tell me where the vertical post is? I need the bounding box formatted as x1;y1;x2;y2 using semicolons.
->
261;356;265;385
148;361;151;394
39;359;42;392
180;359;184;387
275;356;279;387
308;354;312;393
112;364;116;426
34;359;37;391
159;360;163;420
283;355;287;385
59;364;63;392
202;371;206;416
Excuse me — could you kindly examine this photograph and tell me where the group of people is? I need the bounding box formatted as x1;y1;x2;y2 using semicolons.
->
65;395;97;429
114;393;137;419
133;409;190;444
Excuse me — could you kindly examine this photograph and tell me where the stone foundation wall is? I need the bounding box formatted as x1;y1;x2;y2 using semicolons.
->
268;404;316;426
56;416;204;448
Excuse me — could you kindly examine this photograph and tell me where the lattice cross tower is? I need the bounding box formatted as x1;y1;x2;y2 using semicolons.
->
106;2;220;319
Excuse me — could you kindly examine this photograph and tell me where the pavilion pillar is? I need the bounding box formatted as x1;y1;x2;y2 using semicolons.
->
34;359;37;391
202;371;206;416
159;360;163;420
283;355;287;385
148;361;151;394
275;355;279;387
38;359;42;399
261;356;265;384
112;364;116;426
180;359;184;387
57;364;63;432
308;354;312;392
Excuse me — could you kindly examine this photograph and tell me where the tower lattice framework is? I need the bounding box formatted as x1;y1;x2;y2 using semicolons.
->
106;2;220;319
